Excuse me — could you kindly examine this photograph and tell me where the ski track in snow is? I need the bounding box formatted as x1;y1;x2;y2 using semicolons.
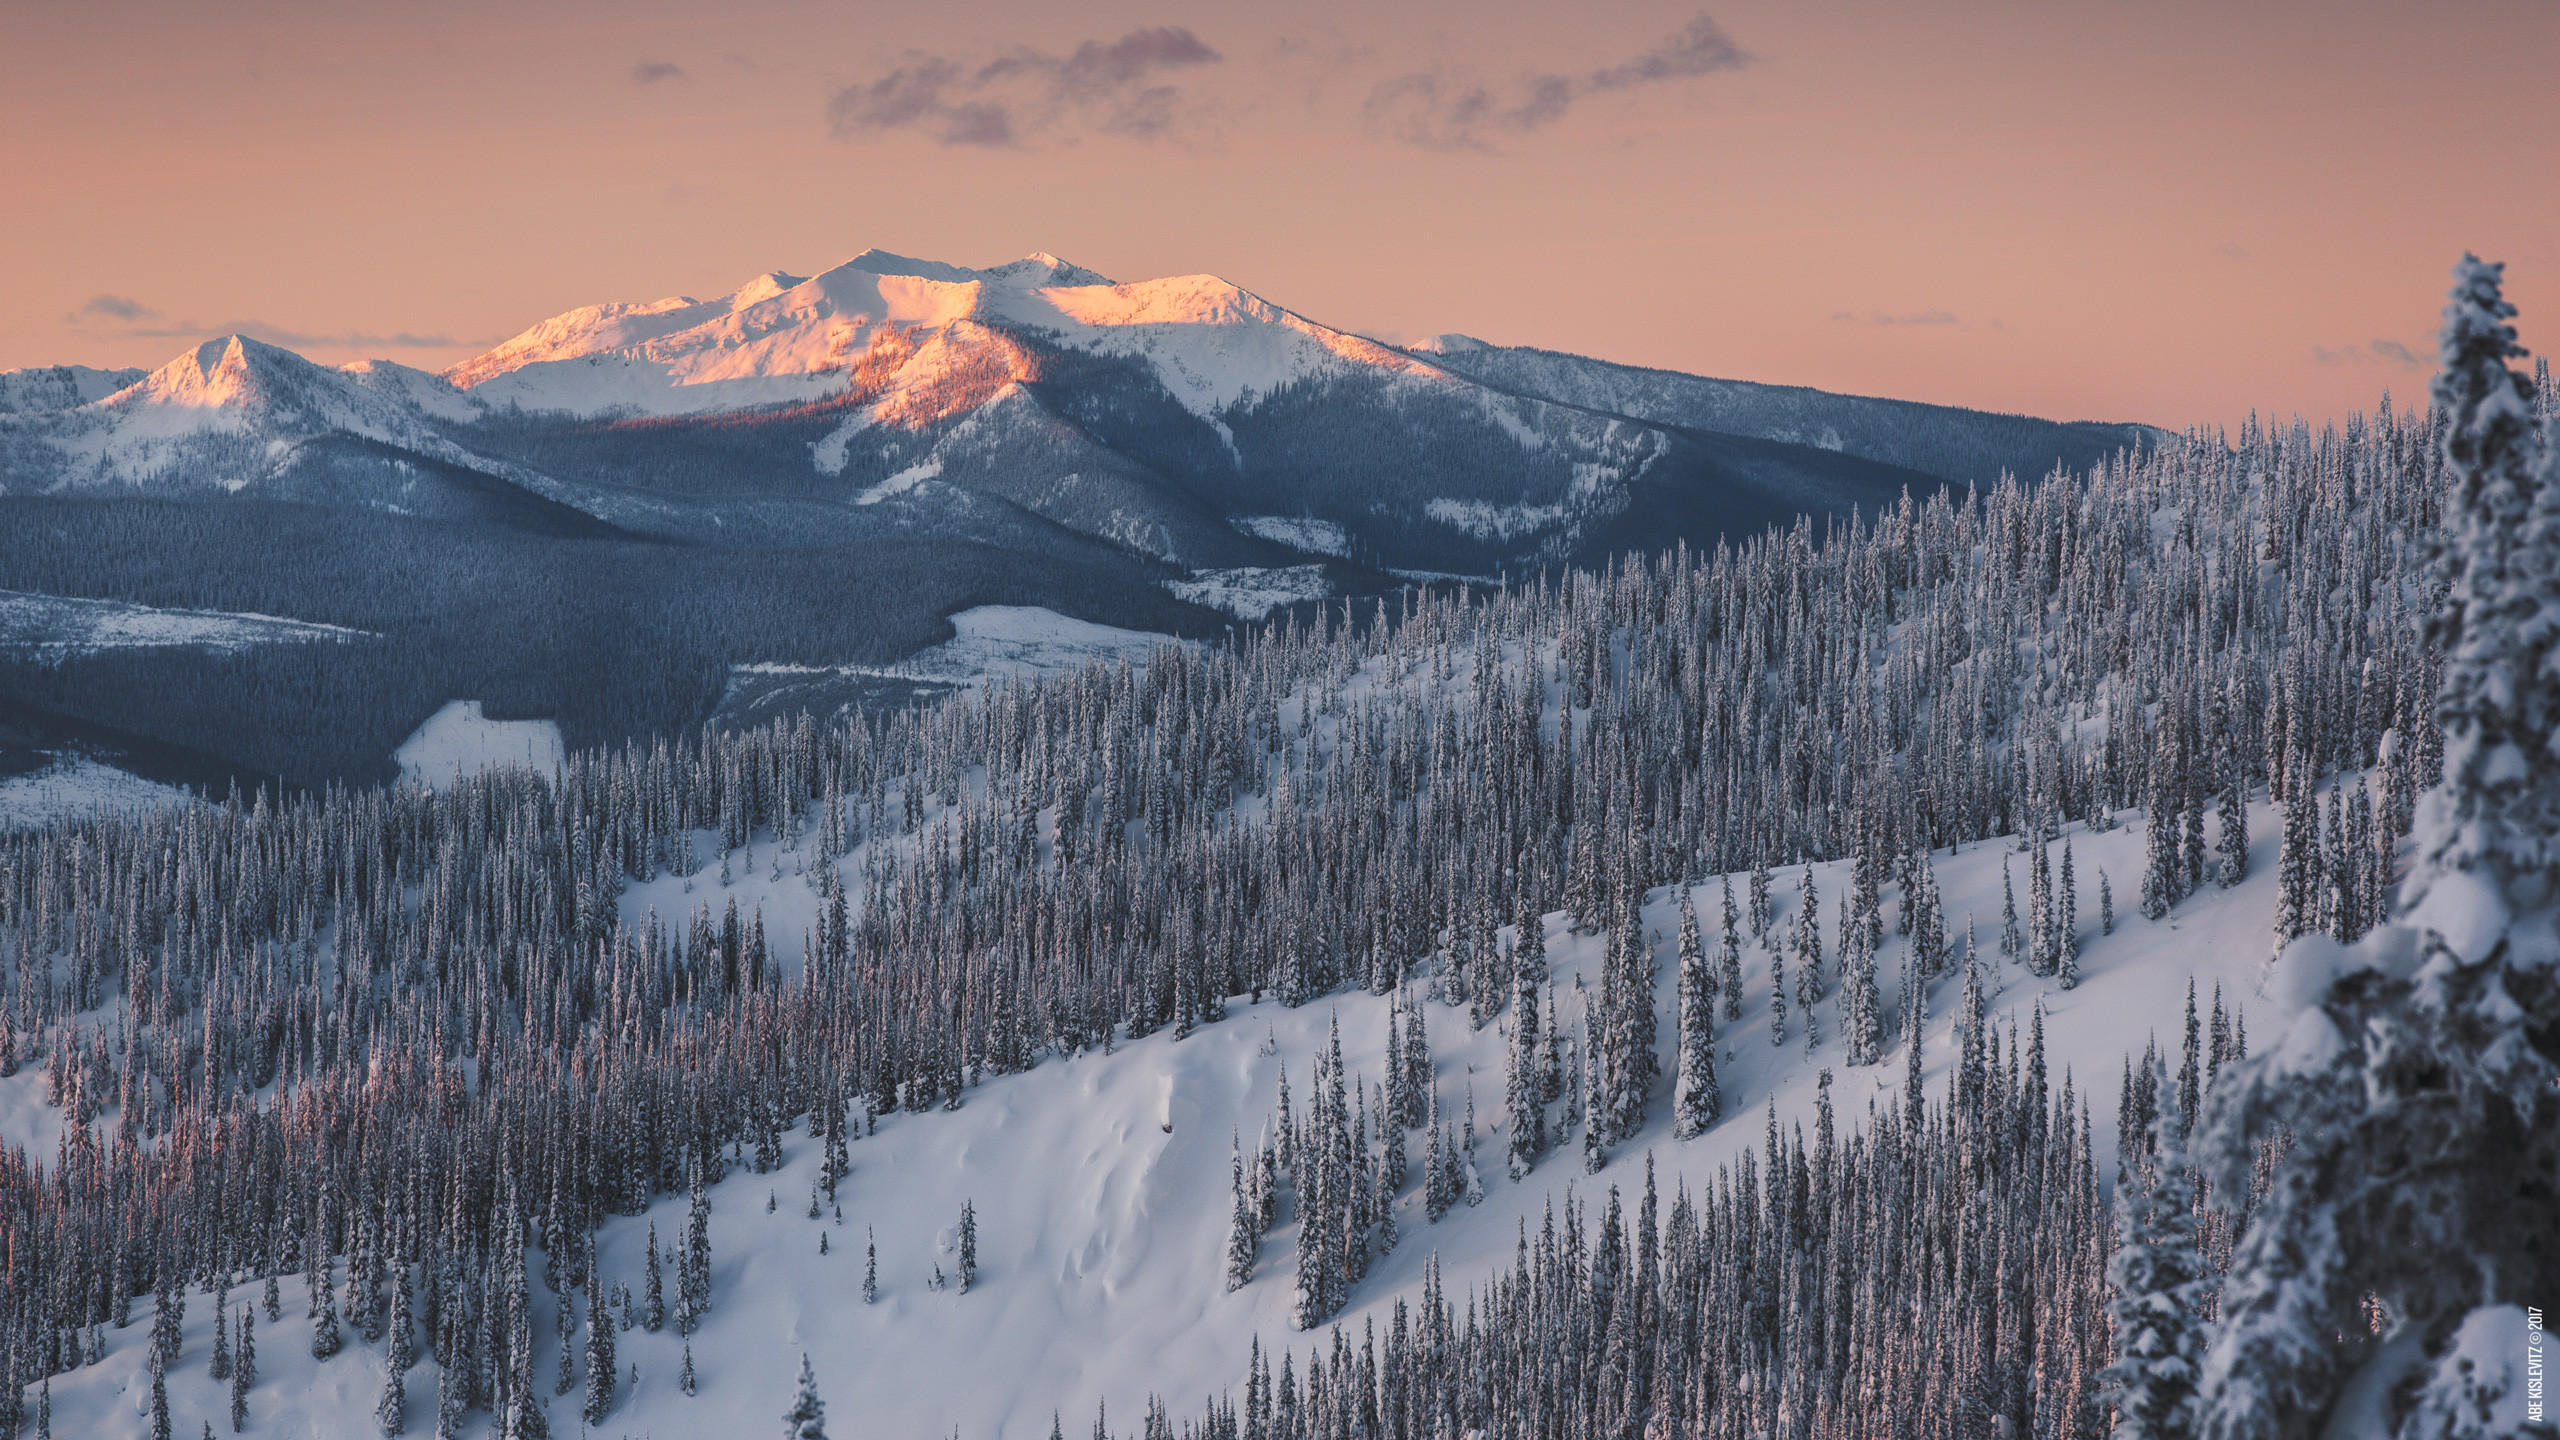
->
32;770;2306;1439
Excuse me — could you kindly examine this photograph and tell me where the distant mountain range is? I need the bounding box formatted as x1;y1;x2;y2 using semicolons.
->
0;251;2157;785
1;250;2152;577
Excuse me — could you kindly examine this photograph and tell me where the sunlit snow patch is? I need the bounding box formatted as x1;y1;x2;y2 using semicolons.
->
396;701;566;788
1168;565;1332;621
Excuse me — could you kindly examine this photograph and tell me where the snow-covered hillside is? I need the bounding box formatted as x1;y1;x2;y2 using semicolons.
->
30;784;2298;1440
0;364;147;415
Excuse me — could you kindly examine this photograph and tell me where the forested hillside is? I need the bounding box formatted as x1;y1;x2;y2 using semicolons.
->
0;282;2531;1440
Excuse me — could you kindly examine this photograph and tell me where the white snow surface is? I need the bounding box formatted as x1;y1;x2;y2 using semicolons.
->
737;606;1183;695
0;757;195;831
0;363;146;414
1169;565;1334;621
1232;516;1352;558
437;250;1455;423
894;606;1179;683
394;701;566;789
0;589;372;655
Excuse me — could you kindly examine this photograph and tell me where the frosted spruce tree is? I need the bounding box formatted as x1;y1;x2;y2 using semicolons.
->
1673;886;1723;1136
783;1355;827;1440
2103;1062;2212;1440
2197;256;2560;1440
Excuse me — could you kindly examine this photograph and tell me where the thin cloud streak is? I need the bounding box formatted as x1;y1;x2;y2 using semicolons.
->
632;60;688;83
1363;14;1747;151
2312;339;2426;371
1832;309;1963;327
829;26;1222;148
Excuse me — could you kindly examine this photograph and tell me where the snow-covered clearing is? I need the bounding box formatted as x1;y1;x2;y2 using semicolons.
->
394;701;566;789
734;606;1183;699
1168;566;1331;621
1231;516;1351;558
0;756;195;830
0;590;372;656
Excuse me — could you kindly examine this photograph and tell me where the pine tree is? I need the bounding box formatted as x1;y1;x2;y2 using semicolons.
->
2103;1062;2211;1440
2101;869;2116;934
1227;1132;1257;1290
151;1333;173;1440
2215;769;2250;887
314;1253;343;1361
381;1248;415;1436
644;1224;665;1332
582;1257;615;1425
2199;257;2560;1440
1674;886;1723;1136
957;1199;978;1293
230;1309;254;1433
784;1354;828;1440
863;1228;878;1304
1715;876;1746;1021
2057;837;2081;989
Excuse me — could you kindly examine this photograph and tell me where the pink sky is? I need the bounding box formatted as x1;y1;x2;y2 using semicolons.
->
5;0;2552;430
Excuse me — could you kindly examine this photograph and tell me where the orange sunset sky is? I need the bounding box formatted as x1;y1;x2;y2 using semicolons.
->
4;0;2553;432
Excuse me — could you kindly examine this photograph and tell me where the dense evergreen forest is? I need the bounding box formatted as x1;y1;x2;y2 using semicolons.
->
0;264;2554;1440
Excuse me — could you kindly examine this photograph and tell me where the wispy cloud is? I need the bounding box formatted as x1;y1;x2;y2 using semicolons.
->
2212;241;2252;262
1363;14;1747;151
632;60;688;84
2312;338;2425;370
73;294;160;322
66;304;481;354
829;26;1223;148
1831;309;1962;327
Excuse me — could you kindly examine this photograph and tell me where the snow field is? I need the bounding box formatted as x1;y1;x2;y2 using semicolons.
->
394;702;567;790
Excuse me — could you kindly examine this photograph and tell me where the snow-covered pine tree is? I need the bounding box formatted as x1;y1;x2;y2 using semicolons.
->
2057;837;2081;988
1841;896;1882;1066
582;1256;615;1424
2103;1061;2212;1440
784;1354;828;1440
230;1308;253;1433
1228;1131;1257;1290
2198;257;2560;1440
957;1199;978;1294
2216;768;2250;887
1674;887;1722;1136
1716;876;1746;1021
150;1334;171;1440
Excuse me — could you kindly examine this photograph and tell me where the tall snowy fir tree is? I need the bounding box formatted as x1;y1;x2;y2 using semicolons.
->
2199;257;2560;1440
2104;1062;2212;1440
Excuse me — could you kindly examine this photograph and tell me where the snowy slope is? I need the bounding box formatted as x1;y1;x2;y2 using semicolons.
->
0;756;196;833
26;767;2309;1440
442;250;1451;426
0;589;374;656
0;364;147;415
394;701;567;789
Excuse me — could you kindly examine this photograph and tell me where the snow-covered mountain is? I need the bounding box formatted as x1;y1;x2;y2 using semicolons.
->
0;363;147;415
0;250;2147;577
